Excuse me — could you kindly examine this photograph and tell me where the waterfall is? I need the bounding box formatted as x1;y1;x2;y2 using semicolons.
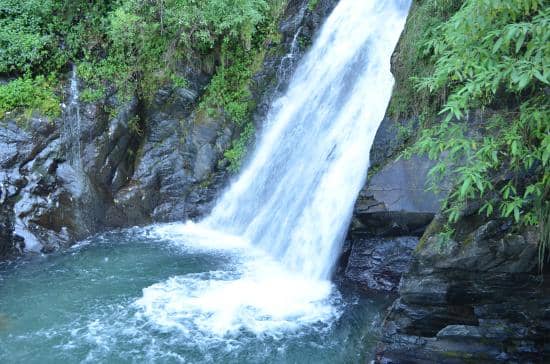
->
66;66;83;167
276;26;303;90
143;0;411;337
62;65;87;197
204;0;411;279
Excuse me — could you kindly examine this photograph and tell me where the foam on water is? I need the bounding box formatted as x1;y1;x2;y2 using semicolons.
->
138;223;341;337
0;226;389;363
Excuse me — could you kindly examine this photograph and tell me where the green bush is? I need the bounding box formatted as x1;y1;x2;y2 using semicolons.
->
0;0;273;99
76;0;272;100
405;0;549;259
308;0;319;11
0;76;60;120
387;0;463;119
0;0;58;74
199;1;286;171
224;123;256;172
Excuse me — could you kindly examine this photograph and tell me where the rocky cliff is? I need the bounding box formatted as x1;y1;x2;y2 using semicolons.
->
0;0;338;258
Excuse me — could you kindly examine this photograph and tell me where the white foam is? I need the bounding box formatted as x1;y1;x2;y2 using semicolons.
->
150;222;249;251
136;224;341;338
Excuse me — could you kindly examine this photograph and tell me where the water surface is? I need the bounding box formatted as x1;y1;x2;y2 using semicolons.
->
0;225;390;363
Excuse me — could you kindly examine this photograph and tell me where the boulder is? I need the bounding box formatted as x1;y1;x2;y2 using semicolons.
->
345;236;418;291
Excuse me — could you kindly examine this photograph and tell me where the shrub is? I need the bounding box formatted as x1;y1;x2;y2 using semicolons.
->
407;0;549;260
0;76;60;119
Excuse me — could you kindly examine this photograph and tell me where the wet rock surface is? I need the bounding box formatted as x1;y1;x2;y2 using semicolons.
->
343;96;549;362
375;217;550;363
352;154;450;238
345;237;418;292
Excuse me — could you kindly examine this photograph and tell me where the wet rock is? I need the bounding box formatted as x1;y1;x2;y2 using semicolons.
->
369;117;418;170
0;0;339;257
376;217;550;363
115;0;339;224
0;197;15;257
345;236;418;291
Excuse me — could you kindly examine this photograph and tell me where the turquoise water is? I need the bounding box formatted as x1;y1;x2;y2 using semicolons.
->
0;226;390;363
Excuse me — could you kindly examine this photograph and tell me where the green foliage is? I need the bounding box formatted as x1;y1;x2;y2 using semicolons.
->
308;0;320;11
0;0;58;74
201;48;255;125
76;0;272;101
387;0;464;119
200;1;287;171
0;1;116;76
0;0;287;173
0;0;274;110
435;224;455;251
407;0;549;256
80;88;105;103
127;115;143;136
224;123;256;172
0;76;60;120
0;1;116;117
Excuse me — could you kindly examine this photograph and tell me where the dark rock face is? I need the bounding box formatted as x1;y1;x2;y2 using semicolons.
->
0;95;141;254
352;112;549;362
114;90;232;223
350;114;451;239
340;114;440;292
345;237;418;292
369;117;416;170
0;191;16;256
340;114;446;292
375;217;550;363
115;0;341;224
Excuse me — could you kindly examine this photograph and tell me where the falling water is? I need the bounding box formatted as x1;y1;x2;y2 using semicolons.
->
66;66;82;166
62;65;87;196
139;0;410;338
204;0;411;279
276;25;303;90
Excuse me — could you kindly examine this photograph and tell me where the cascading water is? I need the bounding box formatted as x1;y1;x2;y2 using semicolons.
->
62;65;87;197
143;0;410;337
275;25;303;89
275;0;308;90
204;0;410;279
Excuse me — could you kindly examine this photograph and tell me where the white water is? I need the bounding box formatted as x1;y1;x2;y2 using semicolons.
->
63;65;87;197
204;0;410;279
138;0;410;339
67;66;82;167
